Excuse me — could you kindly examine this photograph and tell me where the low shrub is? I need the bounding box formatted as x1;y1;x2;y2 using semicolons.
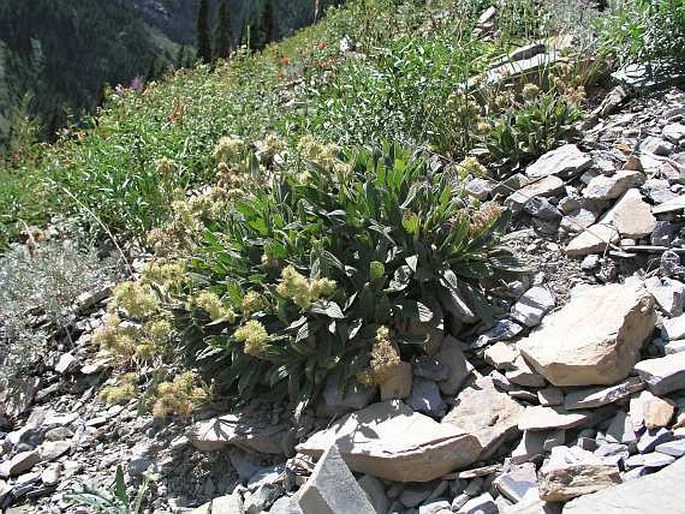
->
97;139;523;414
596;0;685;66
0;236;116;382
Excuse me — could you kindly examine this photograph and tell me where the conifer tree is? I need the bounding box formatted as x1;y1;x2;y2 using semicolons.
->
196;0;212;63
249;0;276;51
261;0;277;45
213;0;232;59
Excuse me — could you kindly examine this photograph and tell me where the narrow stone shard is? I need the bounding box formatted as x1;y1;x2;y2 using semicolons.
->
297;445;375;514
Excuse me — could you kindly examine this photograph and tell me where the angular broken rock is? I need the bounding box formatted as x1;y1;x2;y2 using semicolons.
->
442;376;524;460
518;282;656;386
296;401;481;483
0;451;41;479
641;392;675;429
506;176;565;212
563;377;644;411
582;170;645;201
484;342;519;371
634;352;685;395
661;312;685;340
297;445;375;514
538;446;621;502
510;286;555;328
188;412;292;454
320;378;376;415
517;406;591;431
525;144;592;180
493;462;538;503
563;455;685;513
565;224;619;257
652;195;685;215
54;353;77;375
603;188;656;238
472;319;524;350
560;209;596;233
435;337;473;396
645;276;685;317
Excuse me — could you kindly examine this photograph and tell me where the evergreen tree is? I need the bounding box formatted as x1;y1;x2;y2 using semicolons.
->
196;0;212;63
176;44;187;68
249;0;276;51
213;0;232;60
261;0;277;45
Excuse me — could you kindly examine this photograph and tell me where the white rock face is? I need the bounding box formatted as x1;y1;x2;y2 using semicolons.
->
525;144;593;180
582;170;645;200
518;282;656;386
296;401;481;483
603;188;656;238
565;224;619;257
634;352;685;395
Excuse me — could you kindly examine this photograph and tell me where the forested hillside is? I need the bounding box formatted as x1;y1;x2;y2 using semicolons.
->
0;0;342;151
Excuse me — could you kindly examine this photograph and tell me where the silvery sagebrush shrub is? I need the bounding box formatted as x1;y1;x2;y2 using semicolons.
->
0;237;116;382
103;138;525;416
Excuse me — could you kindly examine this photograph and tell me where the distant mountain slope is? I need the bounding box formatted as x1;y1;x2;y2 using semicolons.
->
0;0;171;147
0;0;344;150
130;0;344;45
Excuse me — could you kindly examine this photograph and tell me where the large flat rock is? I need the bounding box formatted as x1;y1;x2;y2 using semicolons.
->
563;456;685;513
519;282;656;386
565;224;619;257
506;176;565;212
188;412;292;454
539;447;620;502
296;401;481;483
442;376;524;459
526;144;592;180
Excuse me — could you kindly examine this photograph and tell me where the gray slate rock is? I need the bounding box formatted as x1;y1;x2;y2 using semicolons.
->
563;377;644;410
419;500;450;514
524;197;562;221
358;474;388;514
655;439;685;457
406;378;446;418
457;492;498;514
634;353;685;395
297;445;375;514
0;451;41;479
493;463;538;502
563;455;685;513
526;144;592;180
637;428;674;454
510;286;555;328
321;378;376;415
269;496;304;514
472;320;524;349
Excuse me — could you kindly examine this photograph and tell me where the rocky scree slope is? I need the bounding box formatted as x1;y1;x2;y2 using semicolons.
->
1;46;685;514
